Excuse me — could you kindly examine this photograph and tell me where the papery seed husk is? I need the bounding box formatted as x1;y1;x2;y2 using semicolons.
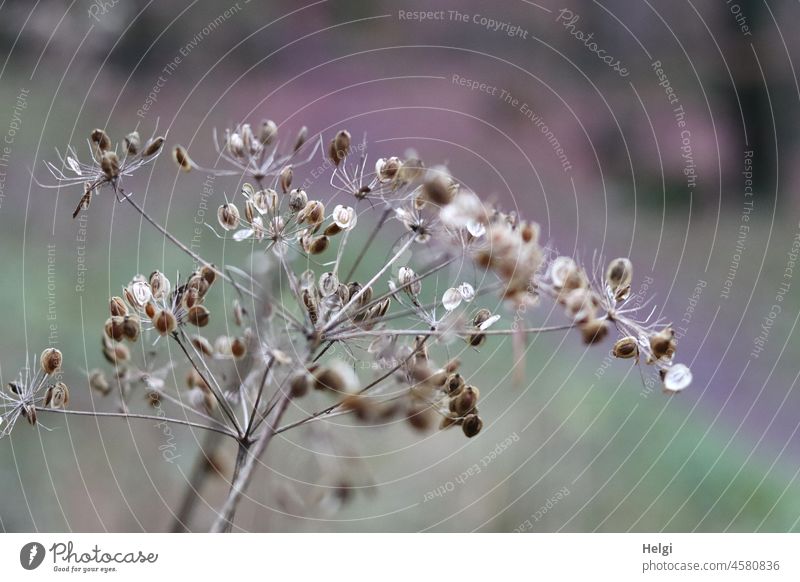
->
122;316;140;341
110;296;128;317
187;305;210;327
612;336;639;359
91;128;111;152
172;145;193;172
124;131;140;155
154;309;177;335
40;347;63;375
191;335;214;357
293;126;308;152
581;318;609;344
89;369;111;396
279;165;293;193
231;337;247;359
101;151;119;180
259;119;277;145
605;257;633;292
143;136;166;157
462;414;483;438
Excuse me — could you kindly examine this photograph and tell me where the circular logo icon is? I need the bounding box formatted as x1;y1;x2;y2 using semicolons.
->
20;542;46;570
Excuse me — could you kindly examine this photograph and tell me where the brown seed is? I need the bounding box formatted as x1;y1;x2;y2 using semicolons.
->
328;130;351;166
298;200;325;226
187;305;210;327
450;385;479;416
293;126;308;152
102;338;130;364
341;394;373;421
90;128;111;152
289;371;310;398
462;414;483;438
467;333;486;347
104;316;125;341
124;131;140;155
422;174;454;206
149;270;170;299
279;165;293;192
259;119;278;145
612;336;639;359
144;301;157;319
153;309;177;335
143;136;165;157
172;145;193;172
581;318;609;344
305;235;329;255
231;337;247;359
109;296;128;317
200;264;217;286
190;335;214;357
313;367;345;392
40;347;63;375
22;404;37;426
217;203;240;231
649;327;676;360
101;151;120;180
122;315;141;342
446;373;465;395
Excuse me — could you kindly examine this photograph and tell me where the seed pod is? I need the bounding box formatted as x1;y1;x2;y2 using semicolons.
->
467;333;486;347
462;414;483;438
298;200;325;226
172;145;193;172
227;131;245;157
304;235;329;255
563;288;597;323
149;270;171;300
549;256;577;288
104;316;125;342
122;315;140;342
187;305;210;327
143;136;166;157
288;188;307;212
89;369;111;396
293;126;308;152
109;296;128;317
101;151;120;180
289;371;310;398
102;338;130;364
279;165;293;192
328;130;351;166
153;309;177;335
649;327;676;361
450;385;479;416
319;272;339;297
581;318;609;344
313;366;345;392
125;278;152;308
191;334;214;357
422;173;454;206
44;382;70;409
605;257;633;296
40;347;63;375
331;204;356;231
124;131;140;155
302;288;318;324
612;336;639;359
340;394;373;421
217;203;240;231
231;337;247;359
200;264;217;286
240;124;255;154
397;157;425;184
144;301;157;319
259;119;278;145
90;128;111;152
397;266;421;296
445;373;465;395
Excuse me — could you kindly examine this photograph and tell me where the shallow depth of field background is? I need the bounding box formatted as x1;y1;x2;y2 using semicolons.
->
1;0;800;532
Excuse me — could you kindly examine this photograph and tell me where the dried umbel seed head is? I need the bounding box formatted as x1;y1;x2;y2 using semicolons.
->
462;414;483;438
298;200;325;226
109;296;128;317
90;128;111;152
649;327;676;361
101;151;120;180
44;382;70;409
40;347;63;375
293;126;308;152
217;203;240;231
187;305;210;327
122;315;140;342
661;363;692;394
153;309;177;335
230;337;247;359
143;136;166;157
398;266;421;296
612;336;639;359
288;188;308;212
279;165;293;193
124;131;140;155
259;119;278;145
581;318;609;344
149;270;171;300
605;257;633;299
172;145;193;172
328;130;351;166
89;369;111;396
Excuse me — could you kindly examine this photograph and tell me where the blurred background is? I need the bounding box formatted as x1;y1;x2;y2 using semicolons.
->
1;0;800;532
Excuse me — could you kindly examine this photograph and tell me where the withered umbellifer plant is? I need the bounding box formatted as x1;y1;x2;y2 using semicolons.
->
5;122;692;532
